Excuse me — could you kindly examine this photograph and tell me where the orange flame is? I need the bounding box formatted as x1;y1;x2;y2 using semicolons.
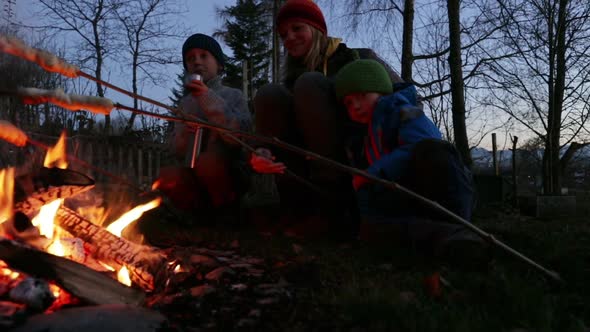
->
104;198;160;286
43;131;68;169
0;168;14;225
31;199;62;239
106;198;161;237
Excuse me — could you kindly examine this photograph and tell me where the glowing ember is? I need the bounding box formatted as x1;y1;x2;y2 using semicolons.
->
117;266;132;286
106;198;162;237
99;262;116;272
49;283;61;298
151;179;161;190
1;260;20;279
0;167;14;225
43;130;68;169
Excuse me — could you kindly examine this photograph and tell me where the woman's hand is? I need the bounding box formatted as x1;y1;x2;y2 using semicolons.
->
250;148;287;174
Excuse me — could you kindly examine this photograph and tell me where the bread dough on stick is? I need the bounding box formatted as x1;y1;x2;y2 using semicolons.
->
17;87;114;115
0;121;28;147
0;35;80;78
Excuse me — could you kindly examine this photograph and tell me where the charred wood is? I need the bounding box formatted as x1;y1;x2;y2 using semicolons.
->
0;238;145;306
14;167;95;218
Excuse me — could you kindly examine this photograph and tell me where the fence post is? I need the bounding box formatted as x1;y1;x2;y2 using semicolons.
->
492;133;498;176
137;147;143;187
512;135;519;208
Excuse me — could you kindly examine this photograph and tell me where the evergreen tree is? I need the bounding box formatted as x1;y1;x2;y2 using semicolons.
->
169;72;187;109
166;71;189;139
216;0;273;103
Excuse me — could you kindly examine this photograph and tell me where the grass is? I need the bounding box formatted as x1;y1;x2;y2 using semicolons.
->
138;204;590;332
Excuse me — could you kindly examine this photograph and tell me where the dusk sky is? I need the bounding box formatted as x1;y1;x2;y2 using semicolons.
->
11;0;371;105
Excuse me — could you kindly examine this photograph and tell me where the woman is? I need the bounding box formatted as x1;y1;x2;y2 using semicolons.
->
251;0;402;239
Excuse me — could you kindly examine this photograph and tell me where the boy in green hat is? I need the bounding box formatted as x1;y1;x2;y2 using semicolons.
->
335;60;483;259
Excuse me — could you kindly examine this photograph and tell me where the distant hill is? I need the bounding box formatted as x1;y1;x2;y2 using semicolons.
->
470;144;590;169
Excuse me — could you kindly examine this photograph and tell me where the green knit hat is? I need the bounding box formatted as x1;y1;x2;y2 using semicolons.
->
334;59;393;101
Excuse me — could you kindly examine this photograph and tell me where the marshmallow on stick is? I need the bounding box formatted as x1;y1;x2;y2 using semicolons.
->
17;87;114;115
0;35;80;78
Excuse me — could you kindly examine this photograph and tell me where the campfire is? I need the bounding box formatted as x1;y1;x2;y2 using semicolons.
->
0;35;297;330
0;131;291;331
0;131;173;319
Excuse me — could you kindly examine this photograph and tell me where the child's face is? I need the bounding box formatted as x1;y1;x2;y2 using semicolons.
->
343;93;381;124
185;48;220;82
278;20;314;58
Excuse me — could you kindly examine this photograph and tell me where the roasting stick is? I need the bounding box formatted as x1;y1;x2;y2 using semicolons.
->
0;35;252;158
4;87;326;196
0;37;563;282
0;34;285;166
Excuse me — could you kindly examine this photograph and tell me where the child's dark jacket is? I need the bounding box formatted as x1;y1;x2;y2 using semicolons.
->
364;83;442;181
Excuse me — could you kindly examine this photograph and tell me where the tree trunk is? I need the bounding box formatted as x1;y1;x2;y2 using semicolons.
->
401;0;414;82
551;0;568;194
93;0;110;134
272;0;281;83
447;0;472;168
125;51;140;133
543;0;568;195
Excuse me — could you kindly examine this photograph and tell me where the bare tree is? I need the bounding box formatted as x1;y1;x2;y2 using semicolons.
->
484;0;590;194
34;0;122;134
323;0;507;165
447;0;471;167
113;0;187;134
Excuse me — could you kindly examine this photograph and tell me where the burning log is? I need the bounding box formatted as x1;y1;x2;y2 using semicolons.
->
54;206;169;292
0;238;145;306
14;167;95;218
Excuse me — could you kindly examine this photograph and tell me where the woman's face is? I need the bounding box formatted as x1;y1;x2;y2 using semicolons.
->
278;20;314;58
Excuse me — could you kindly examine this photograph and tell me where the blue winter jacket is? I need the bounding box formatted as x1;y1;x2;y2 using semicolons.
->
364;83;442;181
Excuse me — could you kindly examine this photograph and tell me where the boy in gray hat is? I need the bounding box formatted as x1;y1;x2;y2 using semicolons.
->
156;33;251;215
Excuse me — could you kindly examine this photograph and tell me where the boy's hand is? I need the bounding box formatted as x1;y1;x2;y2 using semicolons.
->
352;174;370;191
186;79;209;97
250;148;287;174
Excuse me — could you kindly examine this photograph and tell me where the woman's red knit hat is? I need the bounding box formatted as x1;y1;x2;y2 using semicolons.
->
277;0;327;35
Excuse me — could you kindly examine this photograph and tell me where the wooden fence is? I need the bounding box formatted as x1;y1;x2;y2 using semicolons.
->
0;132;278;206
22;133;171;189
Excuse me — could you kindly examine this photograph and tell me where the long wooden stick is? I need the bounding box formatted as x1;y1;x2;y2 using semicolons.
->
124;98;563;281
0;42;562;282
272;137;563;282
